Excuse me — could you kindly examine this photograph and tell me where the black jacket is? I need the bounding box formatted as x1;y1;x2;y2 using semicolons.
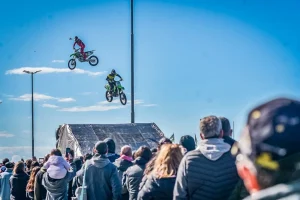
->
138;175;176;200
123;157;148;200
223;136;237;147
173;150;239;200
34;168;47;200
10;172;29;200
114;158;133;181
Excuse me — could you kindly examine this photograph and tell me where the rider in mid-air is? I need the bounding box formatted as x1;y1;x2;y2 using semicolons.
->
106;69;123;95
73;36;86;60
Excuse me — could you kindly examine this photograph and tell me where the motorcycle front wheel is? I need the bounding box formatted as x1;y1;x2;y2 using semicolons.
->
106;91;113;102
68;59;76;70
120;92;127;105
89;56;99;66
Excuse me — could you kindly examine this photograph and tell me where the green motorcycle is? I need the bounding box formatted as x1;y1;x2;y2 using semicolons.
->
105;79;127;105
68;48;99;70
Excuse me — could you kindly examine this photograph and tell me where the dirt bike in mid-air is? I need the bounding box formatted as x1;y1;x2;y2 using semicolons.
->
105;79;127;105
68;48;99;70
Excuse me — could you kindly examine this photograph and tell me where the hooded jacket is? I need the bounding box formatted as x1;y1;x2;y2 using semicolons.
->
114;158;133;181
43;156;70;180
77;155;122;200
138;175;176;200
9;171;29;200
42;163;76;200
173;138;239;200
243;180;300;200
0;169;13;200
123;157;149;200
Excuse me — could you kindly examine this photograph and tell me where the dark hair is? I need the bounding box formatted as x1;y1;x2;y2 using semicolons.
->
44;154;50;163
74;158;82;172
135;146;152;162
219;117;231;137
69;149;74;157
13;161;25;175
2;158;9;165
31;161;40;170
32;156;37;161
104;138;116;153
50;149;62;156
84;153;93;162
25;159;32;169
179;135;196;152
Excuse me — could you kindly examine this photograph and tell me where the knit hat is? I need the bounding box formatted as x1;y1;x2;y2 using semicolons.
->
179;135;196;152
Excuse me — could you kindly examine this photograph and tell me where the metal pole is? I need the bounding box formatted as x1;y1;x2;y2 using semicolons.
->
130;0;135;123
232;121;235;139
31;73;34;157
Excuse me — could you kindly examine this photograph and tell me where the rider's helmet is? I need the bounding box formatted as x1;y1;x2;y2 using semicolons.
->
111;69;116;75
75;36;78;41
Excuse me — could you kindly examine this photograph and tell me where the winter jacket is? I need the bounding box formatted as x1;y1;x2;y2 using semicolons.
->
173;138;239;200
243;179;300;200
0;169;13;200
34;168;47;200
43;156;70;179
42;163;76;200
138;175;176;200
10;171;30;200
123;157;148;200
76;155;122;200
114;158;133;182
107;153;120;163
26;191;34;199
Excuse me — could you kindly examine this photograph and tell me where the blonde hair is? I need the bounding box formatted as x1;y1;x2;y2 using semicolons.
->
153;144;183;178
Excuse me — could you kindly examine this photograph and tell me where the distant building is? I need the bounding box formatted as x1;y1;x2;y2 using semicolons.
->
56;123;164;157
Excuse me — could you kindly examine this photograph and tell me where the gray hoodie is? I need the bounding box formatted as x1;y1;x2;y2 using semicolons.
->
42;163;76;200
77;155;122;200
198;138;231;161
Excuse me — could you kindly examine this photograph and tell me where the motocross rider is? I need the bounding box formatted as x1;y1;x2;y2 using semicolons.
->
73;36;86;60
106;69;123;95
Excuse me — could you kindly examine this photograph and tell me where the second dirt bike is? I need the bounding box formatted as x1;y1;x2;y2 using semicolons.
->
105;80;127;105
68;48;99;70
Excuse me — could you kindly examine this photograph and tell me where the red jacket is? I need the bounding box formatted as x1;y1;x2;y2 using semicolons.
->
73;39;85;48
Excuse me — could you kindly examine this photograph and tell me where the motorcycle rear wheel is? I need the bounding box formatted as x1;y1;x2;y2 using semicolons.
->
89;56;99;66
106;91;113;102
68;59;76;70
120;92;127;105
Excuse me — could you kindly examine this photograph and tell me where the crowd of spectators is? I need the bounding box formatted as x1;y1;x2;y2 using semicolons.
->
0;97;299;200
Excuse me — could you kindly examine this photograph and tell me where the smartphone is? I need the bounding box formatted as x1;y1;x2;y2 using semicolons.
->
39;158;44;163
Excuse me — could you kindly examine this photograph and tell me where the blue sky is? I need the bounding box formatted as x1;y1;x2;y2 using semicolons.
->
1;0;300;160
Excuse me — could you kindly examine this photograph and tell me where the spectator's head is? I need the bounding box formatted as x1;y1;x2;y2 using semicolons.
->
30;161;40;170
134;146;152;162
84;153;92;162
5;162;14;169
2;158;9;165
158;137;172;150
179;135;196;152
32;156;37;162
233;98;300;194
153;144;183;178
104;138;116;154
50;149;62;156
43;154;50;164
26;166;40;192
94;141;108;155
25;159;32;170
219;117;232;137
200;116;223;139
13;161;25;175
120;145;132;157
74;158;82;172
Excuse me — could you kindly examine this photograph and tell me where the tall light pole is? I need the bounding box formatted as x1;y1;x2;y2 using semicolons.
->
131;0;135;123
23;70;41;157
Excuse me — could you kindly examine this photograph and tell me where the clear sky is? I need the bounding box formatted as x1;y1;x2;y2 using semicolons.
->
0;0;300;160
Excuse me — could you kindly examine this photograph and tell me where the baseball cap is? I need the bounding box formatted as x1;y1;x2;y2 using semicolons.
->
95;141;108;155
233;98;300;171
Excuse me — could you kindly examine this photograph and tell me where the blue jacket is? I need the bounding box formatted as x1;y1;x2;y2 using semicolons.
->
0;169;13;200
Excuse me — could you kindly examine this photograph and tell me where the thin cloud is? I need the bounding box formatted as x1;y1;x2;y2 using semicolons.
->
10;93;76;102
52;60;65;63
0;131;14;138
58;104;124;112
42;104;59;108
79;92;98;96
142;104;158;107
5;67;106;76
